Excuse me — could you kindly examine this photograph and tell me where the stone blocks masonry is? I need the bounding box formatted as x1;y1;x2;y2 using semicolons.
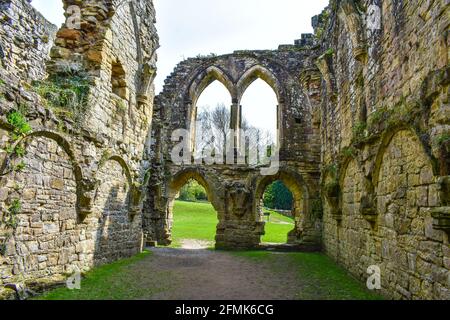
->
0;0;448;300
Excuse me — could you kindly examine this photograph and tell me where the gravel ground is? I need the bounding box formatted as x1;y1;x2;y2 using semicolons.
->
133;247;302;300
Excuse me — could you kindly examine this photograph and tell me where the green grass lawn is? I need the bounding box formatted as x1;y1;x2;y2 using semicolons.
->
33;201;383;300
232;251;384;300
34;251;172;300
171;200;219;247
171;200;294;245
261;210;294;243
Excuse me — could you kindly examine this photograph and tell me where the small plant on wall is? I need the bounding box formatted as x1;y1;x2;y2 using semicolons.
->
321;162;341;220
0;109;30;256
1;109;31;177
352;121;368;144
0;199;22;256
434;133;450;175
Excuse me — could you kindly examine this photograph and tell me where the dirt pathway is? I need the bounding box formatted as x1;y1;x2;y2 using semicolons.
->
132;247;302;300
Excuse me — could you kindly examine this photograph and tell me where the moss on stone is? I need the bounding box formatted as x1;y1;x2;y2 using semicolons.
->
352;121;368;144
342;146;357;158
324;180;340;199
32;72;90;127
322;163;338;177
435;133;450;147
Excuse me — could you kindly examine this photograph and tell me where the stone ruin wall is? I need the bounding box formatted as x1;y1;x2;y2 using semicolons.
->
0;0;158;298
147;0;449;300
317;0;449;299
145;45;323;250
0;0;447;301
0;0;57;82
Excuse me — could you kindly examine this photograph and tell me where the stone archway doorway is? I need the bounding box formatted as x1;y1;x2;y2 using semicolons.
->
166;170;222;249
258;180;296;244
253;170;309;246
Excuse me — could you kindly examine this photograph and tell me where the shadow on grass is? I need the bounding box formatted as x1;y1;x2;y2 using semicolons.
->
231;251;385;300
33;250;172;300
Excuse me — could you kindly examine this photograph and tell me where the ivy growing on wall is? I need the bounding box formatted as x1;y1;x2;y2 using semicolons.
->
434;133;450;148
0;199;21;255
0;110;30;255
352;121;367;144
321;163;337;177
1;110;31;177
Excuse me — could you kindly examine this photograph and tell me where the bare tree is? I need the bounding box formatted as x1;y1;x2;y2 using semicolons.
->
241;120;275;165
195;103;231;157
211;104;231;154
195;103;275;164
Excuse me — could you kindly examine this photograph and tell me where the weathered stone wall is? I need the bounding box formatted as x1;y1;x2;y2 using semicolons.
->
0;0;57;81
0;0;447;301
93;159;142;265
0;137;80;284
145;163;321;250
0;0;158;298
317;0;449;299
375;130;447;299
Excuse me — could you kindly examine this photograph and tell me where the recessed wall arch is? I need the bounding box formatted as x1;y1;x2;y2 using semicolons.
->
97;153;134;187
371;125;438;187
92;152;141;263
0;128;95;223
95;153;137;217
338;152;361;187
371;125;445;292
0;128;84;281
16;130;83;183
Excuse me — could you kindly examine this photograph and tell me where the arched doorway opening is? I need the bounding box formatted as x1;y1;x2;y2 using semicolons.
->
192;80;232;160
259;180;295;244
167;171;219;249
254;171;307;245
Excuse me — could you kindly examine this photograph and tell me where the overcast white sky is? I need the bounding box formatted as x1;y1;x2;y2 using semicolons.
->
31;0;328;138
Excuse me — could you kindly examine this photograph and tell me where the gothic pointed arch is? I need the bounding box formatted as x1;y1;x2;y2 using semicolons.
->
237;65;284;103
188;66;236;106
